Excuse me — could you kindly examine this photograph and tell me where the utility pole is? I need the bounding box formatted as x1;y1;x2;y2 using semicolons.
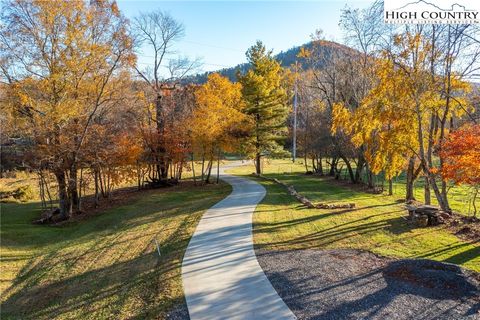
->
292;61;298;163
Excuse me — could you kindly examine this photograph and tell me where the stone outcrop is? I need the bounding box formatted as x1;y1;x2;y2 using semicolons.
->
406;204;451;227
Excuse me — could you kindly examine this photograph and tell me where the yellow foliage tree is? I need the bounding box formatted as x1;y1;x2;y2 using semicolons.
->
189;73;249;183
0;0;135;218
332;31;471;207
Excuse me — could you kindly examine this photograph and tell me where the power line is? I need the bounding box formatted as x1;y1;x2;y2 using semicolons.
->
135;53;232;68
183;40;244;53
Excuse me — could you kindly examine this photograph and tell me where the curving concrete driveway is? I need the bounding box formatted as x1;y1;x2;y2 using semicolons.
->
182;162;296;320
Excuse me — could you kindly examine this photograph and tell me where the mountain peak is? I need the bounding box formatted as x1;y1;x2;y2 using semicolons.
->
184;40;352;84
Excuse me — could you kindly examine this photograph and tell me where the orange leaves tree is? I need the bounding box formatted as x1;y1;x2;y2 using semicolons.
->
440;124;480;216
0;0;135;218
135;85;196;185
133;10;200;182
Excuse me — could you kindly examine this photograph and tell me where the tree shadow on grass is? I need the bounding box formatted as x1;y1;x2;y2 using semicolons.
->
254;208;410;250
1;186;228;319
255;204;402;231
1;186;225;248
444;246;480;266
1;252;178;319
1;214;193;320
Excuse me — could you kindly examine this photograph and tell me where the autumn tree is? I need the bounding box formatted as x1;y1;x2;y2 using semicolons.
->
299;30;373;182
294;70;331;174
390;31;472;210
0;0;135;218
440;123;480;211
190;73;248;183
133;10;200;182
332;57;418;195
430;24;480;207
238;41;289;174
84;95;143;205
439;124;480;216
135;84;196;185
333;29;473;209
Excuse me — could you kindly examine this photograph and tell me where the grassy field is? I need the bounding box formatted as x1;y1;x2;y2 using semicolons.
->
227;159;480;272
0;182;230;319
257;158;478;216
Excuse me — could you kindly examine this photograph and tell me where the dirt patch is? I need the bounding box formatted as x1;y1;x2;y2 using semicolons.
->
447;216;480;243
256;248;480;320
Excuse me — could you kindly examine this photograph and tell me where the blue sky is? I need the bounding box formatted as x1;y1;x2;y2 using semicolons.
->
118;1;371;74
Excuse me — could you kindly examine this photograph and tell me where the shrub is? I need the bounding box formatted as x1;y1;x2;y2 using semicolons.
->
14;185;35;202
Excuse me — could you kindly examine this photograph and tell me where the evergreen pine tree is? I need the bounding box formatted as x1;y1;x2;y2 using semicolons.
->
238;41;289;174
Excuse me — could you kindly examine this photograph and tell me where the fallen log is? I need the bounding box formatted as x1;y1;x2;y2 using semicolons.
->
33;208;61;224
315;203;356;209
254;174;356;210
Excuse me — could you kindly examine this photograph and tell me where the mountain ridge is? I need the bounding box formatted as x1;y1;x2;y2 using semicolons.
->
183;40;353;84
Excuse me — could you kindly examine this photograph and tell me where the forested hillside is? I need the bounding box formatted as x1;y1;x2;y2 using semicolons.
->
184;40;353;83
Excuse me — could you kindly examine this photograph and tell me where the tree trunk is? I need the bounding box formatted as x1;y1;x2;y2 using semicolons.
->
416;105;450;212
99;168;106;198
39;173;53;209
255;112;262;175
355;153;365;183
55;170;70;219
406;157;416;201
191;154;197;185
94;168;99;207
200;153;205;183
205;159;213;183
426;171;449;211
424;110;435;206
340;155;355;183
473;188;478;217
38;172;46;210
177;159;183;180
318;156;323;175
136;161;142;190
305;152;309;173
388;179;393;196
255;153;262;174
329;157;337;176
366;164;374;189
68;164;79;213
106;170;111;198
216;149;221;184
78;168;83;211
424;178;431;205
154;93;169;181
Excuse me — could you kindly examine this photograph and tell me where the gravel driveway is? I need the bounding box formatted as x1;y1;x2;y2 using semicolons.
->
256;248;480;320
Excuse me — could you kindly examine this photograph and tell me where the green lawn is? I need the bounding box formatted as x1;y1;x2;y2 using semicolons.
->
262;158;478;216
0;183;230;319
227;159;480;272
